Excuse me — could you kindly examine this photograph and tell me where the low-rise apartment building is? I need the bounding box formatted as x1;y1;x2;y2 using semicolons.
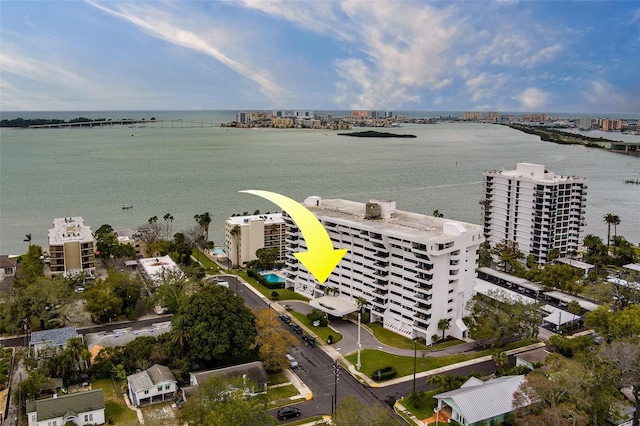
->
225;213;286;267
48;217;95;277
284;197;484;344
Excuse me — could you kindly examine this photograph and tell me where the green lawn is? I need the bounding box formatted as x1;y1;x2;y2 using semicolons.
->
267;384;299;402
239;271;309;302
92;378;140;425
345;339;535;378
192;248;219;272
290;311;343;344
268;372;290;385
365;323;464;351
399;389;439;421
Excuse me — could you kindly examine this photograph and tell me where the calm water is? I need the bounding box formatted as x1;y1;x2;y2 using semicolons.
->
1;112;639;255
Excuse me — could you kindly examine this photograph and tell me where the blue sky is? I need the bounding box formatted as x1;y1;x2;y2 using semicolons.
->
1;1;639;113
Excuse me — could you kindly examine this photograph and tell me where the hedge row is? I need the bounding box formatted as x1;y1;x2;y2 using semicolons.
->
371;366;397;381
247;269;285;290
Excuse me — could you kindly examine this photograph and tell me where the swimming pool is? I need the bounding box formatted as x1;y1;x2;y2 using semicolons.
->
262;273;285;283
211;248;225;255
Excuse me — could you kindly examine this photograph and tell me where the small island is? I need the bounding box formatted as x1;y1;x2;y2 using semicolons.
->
338;130;417;138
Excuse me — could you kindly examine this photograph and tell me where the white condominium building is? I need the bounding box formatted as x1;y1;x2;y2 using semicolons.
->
225;213;286;267
284;197;484;344
48;217;96;277
482;163;587;264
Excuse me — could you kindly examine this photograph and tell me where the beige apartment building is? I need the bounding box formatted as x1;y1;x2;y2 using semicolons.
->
48;217;96;277
225;213;286;267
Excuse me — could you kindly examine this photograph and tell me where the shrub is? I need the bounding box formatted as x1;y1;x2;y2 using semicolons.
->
271;291;279;300
371;366;397;381
307;308;328;326
247;268;284;289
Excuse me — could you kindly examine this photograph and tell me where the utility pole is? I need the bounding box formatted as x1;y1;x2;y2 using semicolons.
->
356;311;361;371
332;361;340;415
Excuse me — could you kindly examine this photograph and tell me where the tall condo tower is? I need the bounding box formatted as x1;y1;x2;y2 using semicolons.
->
481;163;587;264
284;197;484;345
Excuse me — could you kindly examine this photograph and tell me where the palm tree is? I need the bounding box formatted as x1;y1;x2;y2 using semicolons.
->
437;318;450;340
163;213;174;239
23;233;32;251
583;234;603;256
230;224;241;269
612;215;621;239
603;212;617;248
492;350;508;373
432;210;444;218
194;212;212;242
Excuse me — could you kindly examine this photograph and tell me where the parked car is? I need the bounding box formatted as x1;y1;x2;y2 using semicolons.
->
277;406;301;420
285;353;298;369
279;314;291;324
302;334;316;347
291;324;303;334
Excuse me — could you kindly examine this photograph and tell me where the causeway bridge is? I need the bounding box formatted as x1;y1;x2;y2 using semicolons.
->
29;119;218;128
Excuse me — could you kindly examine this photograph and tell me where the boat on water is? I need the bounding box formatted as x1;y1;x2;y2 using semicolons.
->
122;204;133;209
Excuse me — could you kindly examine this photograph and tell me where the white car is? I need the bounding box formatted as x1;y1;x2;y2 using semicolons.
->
285;353;298;369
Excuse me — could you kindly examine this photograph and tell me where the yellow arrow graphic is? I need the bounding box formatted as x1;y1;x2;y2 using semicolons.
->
240;190;347;284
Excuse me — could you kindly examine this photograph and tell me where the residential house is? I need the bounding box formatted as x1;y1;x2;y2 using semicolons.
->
0;255;17;282
434;375;529;425
515;347;550;371
127;364;177;406
26;389;105;426
185;361;269;401
30;327;79;361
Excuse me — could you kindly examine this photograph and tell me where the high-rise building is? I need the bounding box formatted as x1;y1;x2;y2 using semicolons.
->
284;197;484;344
463;111;483;121
225;213;286;267
481;163;587;264
601;119;622;131
579;117;591;130
48;217;96;277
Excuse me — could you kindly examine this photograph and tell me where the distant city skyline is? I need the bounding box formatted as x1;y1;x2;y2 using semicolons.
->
1;1;639;113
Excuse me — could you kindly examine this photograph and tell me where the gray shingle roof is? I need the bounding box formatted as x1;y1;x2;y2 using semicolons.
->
25;389;104;421
30;327;78;347
434;375;527;424
127;364;176;394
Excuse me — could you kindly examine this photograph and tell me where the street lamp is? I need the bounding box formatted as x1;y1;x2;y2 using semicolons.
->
413;337;417;394
356;310;362;371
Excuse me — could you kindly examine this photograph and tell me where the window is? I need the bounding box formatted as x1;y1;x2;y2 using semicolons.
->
158;386;163;392
47;422;57;426
84;414;94;422
144;390;149;395
165;384;171;390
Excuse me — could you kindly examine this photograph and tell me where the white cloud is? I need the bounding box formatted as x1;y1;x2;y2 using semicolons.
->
87;0;289;104
518;87;549;110
582;80;640;113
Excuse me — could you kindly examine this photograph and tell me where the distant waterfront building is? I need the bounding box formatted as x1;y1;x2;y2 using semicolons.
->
284;197;484;344
463;111;483;121
116;229;147;258
225;213;286;267
579;117;591;130
48;217;95;277
601;118;622;131
486;112;499;122
236;112;250;124
482;163;587;264
351;110;370;118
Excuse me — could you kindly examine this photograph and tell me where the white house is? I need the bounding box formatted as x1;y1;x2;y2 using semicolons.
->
127;364;177;406
26;389;105;426
434;375;529;425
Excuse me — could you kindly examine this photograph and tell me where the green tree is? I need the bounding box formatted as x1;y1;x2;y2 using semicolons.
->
492;240;524;274
105;269;141;319
255;247;278;270
333;395;401;426
437;318;450;340
173;285;256;365
84;281;123;323
163;213;174;239
492;350;508;373
478;241;493;268
15;244;44;286
94;224;118;262
23;233;32;251
600;341;640;426
567;300;581;330
252;308;296;373
177;375;273;426
546;248;561;262
432;209;444;218
194;212;212;242
585;305;640;342
19;370;53;401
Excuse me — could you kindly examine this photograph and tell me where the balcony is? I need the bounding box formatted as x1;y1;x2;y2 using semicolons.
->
414;302;432;312
413;320;430;331
416;273;433;281
374;251;389;259
415;282;433;291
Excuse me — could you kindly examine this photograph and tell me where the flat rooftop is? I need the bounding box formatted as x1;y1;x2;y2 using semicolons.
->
227;213;284;226
304;198;483;241
48;217;94;245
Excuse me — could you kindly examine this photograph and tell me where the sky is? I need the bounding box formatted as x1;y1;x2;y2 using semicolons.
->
1;1;639;113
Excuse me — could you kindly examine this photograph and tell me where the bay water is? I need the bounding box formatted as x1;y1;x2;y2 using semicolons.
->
1;112;639;255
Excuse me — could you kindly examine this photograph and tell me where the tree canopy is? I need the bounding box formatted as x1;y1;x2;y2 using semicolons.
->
172;284;256;366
